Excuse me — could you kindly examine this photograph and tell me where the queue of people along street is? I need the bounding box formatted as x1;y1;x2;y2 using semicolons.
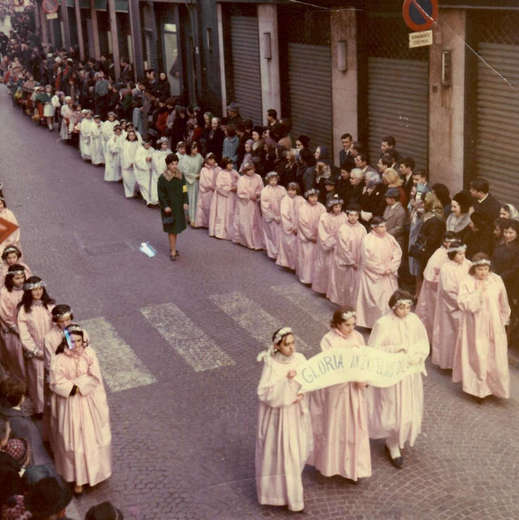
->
2;14;519;515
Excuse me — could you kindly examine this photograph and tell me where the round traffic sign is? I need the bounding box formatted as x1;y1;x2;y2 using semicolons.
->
402;0;438;32
42;0;59;14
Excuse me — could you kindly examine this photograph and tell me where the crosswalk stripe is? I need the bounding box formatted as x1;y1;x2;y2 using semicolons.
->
140;303;235;372
270;283;335;330
209;291;315;354
81;318;157;392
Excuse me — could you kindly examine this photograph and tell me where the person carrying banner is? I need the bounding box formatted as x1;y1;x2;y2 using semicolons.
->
309;308;371;483
255;327;313;513
367;290;429;468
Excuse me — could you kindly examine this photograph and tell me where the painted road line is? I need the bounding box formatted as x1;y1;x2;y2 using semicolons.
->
140;303;235;372
66;499;81;520
81;318;157;393
270;283;334;330
209;291;315;354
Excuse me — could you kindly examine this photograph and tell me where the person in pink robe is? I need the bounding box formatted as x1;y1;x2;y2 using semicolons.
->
49;323;112;494
327;204;366;307
311;197;348;294
309;308;371;482
208;157;239;240
276;183;304;271
367;290;430;468
260;172;287;260
431;241;472;369
0;245;31;281
16;276;55;416
0;197;22;253
234;163;264;250
193;153;218;229
0;265;26;381
452;253;511;399
415;232;457;341
296;189;326;285
356;217;402;329
256;327;312;513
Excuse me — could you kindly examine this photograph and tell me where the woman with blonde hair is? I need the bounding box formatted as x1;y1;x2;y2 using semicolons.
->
382;168;406;206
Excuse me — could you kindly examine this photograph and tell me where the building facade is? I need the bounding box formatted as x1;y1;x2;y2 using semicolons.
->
37;0;519;207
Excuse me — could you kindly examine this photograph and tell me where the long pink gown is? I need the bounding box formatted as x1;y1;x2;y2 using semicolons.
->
311;212;348;294
452;273;510;398
261;185;287;259
327;221;366;306
367;312;429;448
194;165;218;228
208;168;239;240
415;247;448;341
296;201;326;284
50;347;112;487
309;329;371;481
0;208;22;252
0;286;24;380
431;258;471;369
256;351;313;512
355;233;402;328
17;302;54;414
234;173;264;250
276;195;304;270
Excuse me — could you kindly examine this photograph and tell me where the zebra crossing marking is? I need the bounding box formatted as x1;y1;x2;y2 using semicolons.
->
81;317;157;393
209;291;315;354
140;303;235;372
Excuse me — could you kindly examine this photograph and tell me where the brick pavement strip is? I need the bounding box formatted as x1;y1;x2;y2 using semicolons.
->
1;87;519;519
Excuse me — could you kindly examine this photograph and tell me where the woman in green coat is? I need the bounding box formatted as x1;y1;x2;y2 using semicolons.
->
158;153;189;260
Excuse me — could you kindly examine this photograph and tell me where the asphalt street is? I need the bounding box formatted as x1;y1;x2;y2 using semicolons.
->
1;86;519;520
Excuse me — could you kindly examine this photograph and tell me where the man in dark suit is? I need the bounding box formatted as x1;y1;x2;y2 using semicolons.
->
381;135;401;166
339;133;355;172
470;178;501;222
399;156;415;201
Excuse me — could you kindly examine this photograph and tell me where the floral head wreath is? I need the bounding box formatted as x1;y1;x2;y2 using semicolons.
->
257;327;293;362
392;299;413;310
472;258;491;266
447;244;467;253
24;280;45;291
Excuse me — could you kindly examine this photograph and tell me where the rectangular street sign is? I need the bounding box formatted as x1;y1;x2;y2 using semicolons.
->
409;30;433;48
46;12;58;19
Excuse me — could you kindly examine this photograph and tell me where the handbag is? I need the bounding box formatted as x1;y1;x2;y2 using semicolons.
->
162;214;175;225
409;235;426;259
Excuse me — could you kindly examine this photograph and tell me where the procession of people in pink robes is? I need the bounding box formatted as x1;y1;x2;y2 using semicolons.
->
276;183;304;271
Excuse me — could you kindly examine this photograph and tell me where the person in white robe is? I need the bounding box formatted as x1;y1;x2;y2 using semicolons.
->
134;136;155;206
120;130;140;198
367;290;430;468
59;97;73;141
49;324;112;495
256;327;312;513
79;110;96;161
104;125;123;182
150;137;172;206
90;115;105;166
101;112;119;161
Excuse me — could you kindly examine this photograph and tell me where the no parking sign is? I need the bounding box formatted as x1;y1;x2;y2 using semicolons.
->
402;0;438;32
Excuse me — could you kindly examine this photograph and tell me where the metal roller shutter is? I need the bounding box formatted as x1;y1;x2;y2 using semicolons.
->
230;16;262;125
367;58;428;170
287;43;332;154
475;42;519;207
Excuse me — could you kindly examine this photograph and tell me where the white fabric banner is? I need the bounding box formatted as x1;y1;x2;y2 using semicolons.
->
295;347;424;392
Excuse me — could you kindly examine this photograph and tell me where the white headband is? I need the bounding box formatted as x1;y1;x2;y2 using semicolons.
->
273;327;293;345
472;259;491;266
341;311;356;321
8;269;25;276
447;244;467;253
392;299;413;309
24;280;45;290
